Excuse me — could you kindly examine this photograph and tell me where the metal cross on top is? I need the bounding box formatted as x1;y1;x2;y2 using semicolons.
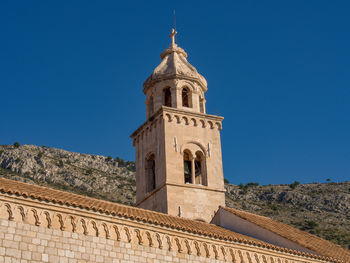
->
169;28;177;45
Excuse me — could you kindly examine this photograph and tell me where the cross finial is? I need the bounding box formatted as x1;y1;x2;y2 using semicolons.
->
169;28;177;46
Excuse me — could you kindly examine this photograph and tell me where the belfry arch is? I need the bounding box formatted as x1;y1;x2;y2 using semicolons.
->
145;153;156;193
163;87;172;107
182;87;191;108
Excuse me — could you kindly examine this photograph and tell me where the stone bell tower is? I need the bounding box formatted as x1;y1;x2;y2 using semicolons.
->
130;29;225;222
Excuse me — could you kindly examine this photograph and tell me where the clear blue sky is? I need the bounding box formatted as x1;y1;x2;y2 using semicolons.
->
1;1;349;185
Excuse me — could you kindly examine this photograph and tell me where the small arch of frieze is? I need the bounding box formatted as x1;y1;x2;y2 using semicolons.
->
43;211;52;228
254;253;261;263
3;203;14;221
144;231;153;247
124;226;132;242
30;208;41;226
54;212;66;231
165;113;172;122
229;248;237;263
215;122;222;130
155;233;163;249
220;246;227;261
193;241;201;256
207;120;214;129
80;218;89;235
165;235;172;251
101;222;110;239
184;239;192;255
174;237;183;253
190;118;197;126
134;228;143;245
112;225;121;241
203;242;210;258
246;251;253;263
68;215;78;232
238;249;245;263
212;244;219;259
182;116;189;125
174;115;181;123
16;205;27;222
261;255;268;263
89;219;100;237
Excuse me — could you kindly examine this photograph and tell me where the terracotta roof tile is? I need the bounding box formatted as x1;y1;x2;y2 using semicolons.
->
221;206;350;263
0;178;342;262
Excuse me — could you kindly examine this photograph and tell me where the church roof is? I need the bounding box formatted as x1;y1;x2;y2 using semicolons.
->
0;177;345;263
143;31;207;91
220;206;350;263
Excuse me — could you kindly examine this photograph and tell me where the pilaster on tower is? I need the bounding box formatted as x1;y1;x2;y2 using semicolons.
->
131;29;225;222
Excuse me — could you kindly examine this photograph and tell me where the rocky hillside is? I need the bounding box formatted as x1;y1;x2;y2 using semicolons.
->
0;144;349;249
0;144;136;204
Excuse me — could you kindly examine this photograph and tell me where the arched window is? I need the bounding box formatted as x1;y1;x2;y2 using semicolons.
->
164;87;172;107
199;97;204;113
147;95;154;118
183;151;192;184
195;151;206;185
182;87;191;108
145;154;156;192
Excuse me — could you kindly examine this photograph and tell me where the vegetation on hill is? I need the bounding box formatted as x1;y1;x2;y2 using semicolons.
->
225;182;350;249
0;144;349;249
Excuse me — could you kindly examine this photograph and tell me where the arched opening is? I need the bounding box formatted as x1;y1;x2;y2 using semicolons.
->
195;151;206;185
199;97;204;113
183;150;192;184
163;87;172;107
182;87;191;108
147;95;154;118
145;154;156;192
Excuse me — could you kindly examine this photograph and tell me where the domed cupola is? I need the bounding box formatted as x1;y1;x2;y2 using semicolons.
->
143;29;207;93
143;29;208;119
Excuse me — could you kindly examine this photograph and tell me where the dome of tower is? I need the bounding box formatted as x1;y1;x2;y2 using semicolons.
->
143;30;207;92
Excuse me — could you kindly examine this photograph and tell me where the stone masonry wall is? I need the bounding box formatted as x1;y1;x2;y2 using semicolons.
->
0;218;226;263
0;194;333;263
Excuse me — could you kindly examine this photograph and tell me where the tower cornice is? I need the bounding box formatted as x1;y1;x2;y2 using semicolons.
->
130;106;223;140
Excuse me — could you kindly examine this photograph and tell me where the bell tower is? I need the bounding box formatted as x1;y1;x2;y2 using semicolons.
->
130;29;225;222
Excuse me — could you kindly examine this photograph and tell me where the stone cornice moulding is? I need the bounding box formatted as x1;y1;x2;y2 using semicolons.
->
130;106;223;140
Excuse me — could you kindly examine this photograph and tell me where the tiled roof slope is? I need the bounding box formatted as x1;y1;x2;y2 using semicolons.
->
0;178;341;263
222;206;350;263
